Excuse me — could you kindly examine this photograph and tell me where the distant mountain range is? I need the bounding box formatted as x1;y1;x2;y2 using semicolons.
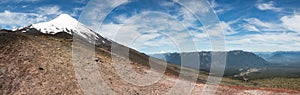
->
255;51;300;65
151;50;269;76
151;50;300;77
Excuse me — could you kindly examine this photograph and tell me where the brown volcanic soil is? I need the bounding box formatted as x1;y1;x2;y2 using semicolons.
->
0;33;81;94
0;32;299;95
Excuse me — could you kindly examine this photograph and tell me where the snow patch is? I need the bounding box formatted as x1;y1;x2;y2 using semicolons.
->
31;14;100;42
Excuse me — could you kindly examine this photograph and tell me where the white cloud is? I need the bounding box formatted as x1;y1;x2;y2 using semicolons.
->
242;16;300;33
243;18;285;32
220;21;236;35
94;0;228;53
161;0;230;36
158;0;176;7
0;0;40;3
0;5;67;29
222;15;300;51
70;7;85;17
176;7;198;28
192;31;208;39
199;21;236;36
0;10;47;29
256;1;282;12
242;24;259;32
208;0;233;14
114;14;129;23
227;33;300;51
98;10;210;53
82;0;300;53
281;14;300;33
210;0;218;8
38;5;62;16
78;0;128;31
174;0;210;16
244;18;273;28
21;0;40;2
74;0;88;4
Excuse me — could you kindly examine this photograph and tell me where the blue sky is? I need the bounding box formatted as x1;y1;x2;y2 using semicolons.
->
1;0;300;54
0;0;88;29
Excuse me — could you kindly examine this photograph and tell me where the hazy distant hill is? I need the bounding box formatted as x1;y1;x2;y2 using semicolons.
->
151;50;269;76
266;51;300;64
254;52;274;59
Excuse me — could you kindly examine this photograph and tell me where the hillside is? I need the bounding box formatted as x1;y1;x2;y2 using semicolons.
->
0;32;176;94
1;31;299;95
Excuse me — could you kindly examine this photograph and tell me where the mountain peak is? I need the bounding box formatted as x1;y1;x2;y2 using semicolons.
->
57;14;73;18
31;14;81;34
24;14;109;45
53;14;77;24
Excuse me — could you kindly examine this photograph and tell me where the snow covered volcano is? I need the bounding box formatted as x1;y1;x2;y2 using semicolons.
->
17;14;109;45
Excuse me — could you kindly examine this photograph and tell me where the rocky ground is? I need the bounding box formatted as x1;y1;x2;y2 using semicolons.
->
0;32;299;95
